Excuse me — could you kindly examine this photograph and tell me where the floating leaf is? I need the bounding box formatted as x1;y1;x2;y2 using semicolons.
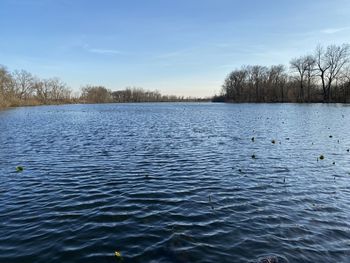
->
16;166;24;172
115;250;122;259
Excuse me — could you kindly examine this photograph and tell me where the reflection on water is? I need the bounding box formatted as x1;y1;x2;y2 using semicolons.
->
0;103;350;263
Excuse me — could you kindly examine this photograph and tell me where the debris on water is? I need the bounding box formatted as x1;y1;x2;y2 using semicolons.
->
16;166;24;172
329;135;333;138
271;139;276;144
255;255;288;263
238;169;242;173
251;154;256;159
283;177;285;183
115;250;122;260
333;162;335;165
347;149;349;152
319;155;324;160
208;194;214;210
285;138;290;140
251;137;255;142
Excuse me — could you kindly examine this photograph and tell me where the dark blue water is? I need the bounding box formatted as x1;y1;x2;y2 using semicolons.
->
1;103;350;263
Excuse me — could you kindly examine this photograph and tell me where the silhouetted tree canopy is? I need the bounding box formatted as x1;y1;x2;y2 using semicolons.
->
218;43;350;103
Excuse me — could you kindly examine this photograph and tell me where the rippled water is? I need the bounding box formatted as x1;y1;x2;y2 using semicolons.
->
1;103;350;263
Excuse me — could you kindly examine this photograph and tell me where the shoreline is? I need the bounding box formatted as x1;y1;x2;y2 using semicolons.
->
2;100;350;111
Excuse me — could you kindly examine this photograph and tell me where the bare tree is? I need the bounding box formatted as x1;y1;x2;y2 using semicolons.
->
290;55;316;102
315;44;350;102
48;78;70;101
12;70;34;100
305;55;316;102
81;85;112;103
222;69;248;102
338;66;350;102
268;65;287;102
290;56;308;102
0;66;14;107
250;65;268;102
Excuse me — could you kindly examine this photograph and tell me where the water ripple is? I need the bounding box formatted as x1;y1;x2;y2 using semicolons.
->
1;103;350;262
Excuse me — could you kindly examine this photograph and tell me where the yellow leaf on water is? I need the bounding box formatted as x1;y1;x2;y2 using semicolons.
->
115;251;122;257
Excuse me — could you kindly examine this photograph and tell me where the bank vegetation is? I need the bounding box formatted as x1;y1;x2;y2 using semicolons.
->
216;43;350;103
0;66;205;108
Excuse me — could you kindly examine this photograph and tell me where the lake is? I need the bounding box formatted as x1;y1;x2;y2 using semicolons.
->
1;103;350;263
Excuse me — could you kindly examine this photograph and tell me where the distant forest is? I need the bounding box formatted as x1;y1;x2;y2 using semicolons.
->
2;43;350;108
80;86;207;103
0;66;205;108
214;43;350;103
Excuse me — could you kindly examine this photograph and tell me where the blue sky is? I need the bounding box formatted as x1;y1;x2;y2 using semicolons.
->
1;0;350;97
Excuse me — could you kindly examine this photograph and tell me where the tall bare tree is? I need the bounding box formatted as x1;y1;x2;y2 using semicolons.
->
290;55;316;102
305;55;316;102
315;44;350;102
290;56;308;102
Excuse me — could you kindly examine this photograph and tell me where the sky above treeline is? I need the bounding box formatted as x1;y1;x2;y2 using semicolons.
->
1;0;350;97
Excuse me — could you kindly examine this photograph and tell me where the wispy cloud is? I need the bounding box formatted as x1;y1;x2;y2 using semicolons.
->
86;48;123;55
156;49;193;59
321;27;350;34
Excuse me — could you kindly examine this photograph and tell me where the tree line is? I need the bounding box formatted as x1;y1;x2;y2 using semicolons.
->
216;43;350;103
80;86;206;103
0;66;72;108
0;65;206;108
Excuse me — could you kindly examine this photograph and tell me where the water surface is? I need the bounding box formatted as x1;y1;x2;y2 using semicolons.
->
1;103;350;263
